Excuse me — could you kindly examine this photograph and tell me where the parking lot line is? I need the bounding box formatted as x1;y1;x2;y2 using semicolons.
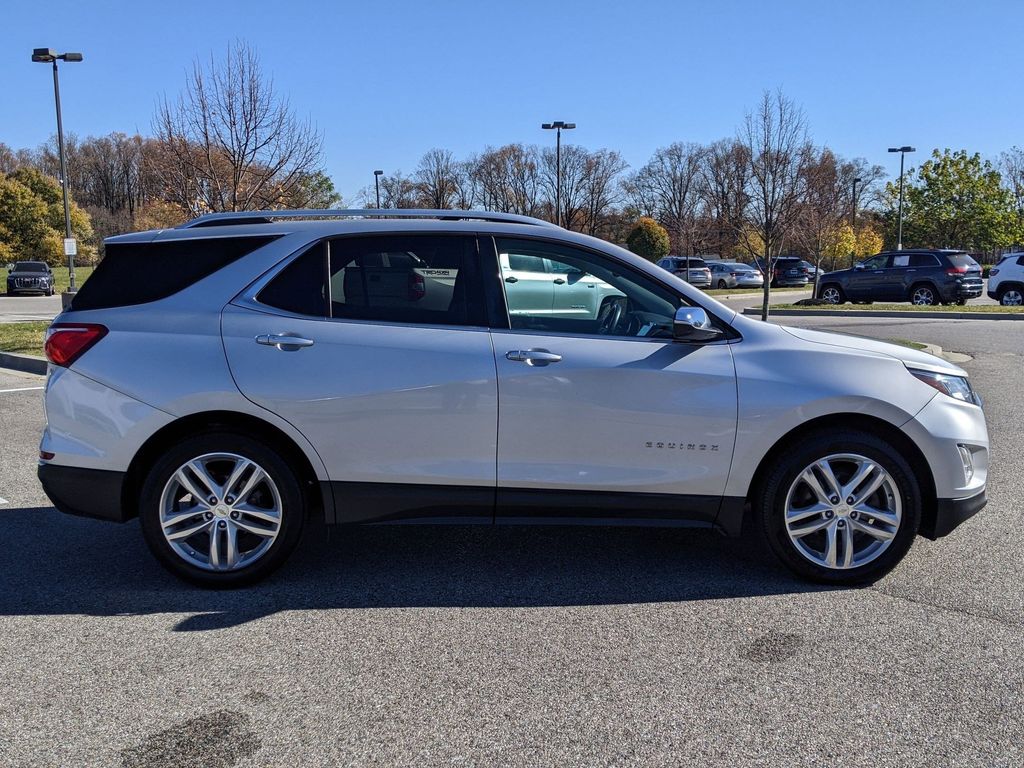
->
0;386;44;393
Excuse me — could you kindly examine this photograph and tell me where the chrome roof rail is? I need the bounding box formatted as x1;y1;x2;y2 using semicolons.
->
178;209;560;229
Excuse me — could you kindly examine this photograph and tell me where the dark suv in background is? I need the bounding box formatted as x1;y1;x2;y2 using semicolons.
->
753;257;811;287
817;250;983;305
6;261;55;296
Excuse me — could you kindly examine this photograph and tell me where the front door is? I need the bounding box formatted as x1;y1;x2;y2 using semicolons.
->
222;234;498;523
489;236;738;526
848;253;893;299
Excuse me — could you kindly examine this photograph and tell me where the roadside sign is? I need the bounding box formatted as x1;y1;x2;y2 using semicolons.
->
63;238;77;257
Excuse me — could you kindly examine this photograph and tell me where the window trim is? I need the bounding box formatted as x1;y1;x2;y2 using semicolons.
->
233;232;490;330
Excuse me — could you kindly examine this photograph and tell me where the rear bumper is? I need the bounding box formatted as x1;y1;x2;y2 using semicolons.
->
920;489;987;539
38;463;130;523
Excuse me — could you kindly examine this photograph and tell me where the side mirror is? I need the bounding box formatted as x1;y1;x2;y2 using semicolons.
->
854;263;865;271
673;307;723;343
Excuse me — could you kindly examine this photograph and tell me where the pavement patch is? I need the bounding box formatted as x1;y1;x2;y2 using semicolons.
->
119;710;259;768
742;630;805;663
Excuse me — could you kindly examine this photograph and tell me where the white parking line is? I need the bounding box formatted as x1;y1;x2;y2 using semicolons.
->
0;497;8;505
0;386;44;393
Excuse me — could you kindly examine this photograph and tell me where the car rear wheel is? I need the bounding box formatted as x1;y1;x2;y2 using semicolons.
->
819;284;845;304
139;432;305;587
910;284;938;306
717;280;728;289
755;430;921;584
999;286;1024;306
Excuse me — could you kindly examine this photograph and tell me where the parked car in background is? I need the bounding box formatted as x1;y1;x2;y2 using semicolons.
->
656;256;712;289
754;257;811;287
817;250;984;306
707;261;765;289
6;261;55;296
987;252;1024;305
498;247;625;320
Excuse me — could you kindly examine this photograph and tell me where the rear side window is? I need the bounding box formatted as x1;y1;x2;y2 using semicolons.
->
258;235;485;327
909;254;940;267
1017;255;1024;267
72;235;280;311
687;259;708;269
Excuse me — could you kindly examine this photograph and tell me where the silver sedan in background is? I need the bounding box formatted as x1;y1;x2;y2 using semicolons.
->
707;261;765;289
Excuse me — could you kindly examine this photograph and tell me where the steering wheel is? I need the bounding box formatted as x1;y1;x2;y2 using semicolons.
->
599;299;625;335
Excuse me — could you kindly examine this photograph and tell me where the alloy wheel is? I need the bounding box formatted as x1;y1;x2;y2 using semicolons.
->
1001;289;1023;306
158;452;283;572
911;286;936;305
783;453;902;570
821;287;842;304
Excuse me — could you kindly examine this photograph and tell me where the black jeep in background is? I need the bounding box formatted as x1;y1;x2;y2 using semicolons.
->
5;261;55;296
817;250;983;306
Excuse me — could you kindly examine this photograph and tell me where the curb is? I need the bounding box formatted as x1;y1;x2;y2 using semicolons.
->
0;351;47;375
742;308;1024;320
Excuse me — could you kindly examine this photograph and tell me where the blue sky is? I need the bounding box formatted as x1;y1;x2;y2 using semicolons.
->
2;0;1020;202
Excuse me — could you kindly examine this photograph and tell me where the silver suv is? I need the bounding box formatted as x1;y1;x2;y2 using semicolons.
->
39;210;989;587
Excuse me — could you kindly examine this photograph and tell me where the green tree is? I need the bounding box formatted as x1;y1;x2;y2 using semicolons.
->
625;217;670;261
0;169;95;266
884;149;1021;252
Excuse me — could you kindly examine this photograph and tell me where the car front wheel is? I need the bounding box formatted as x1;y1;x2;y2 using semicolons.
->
755;430;921;584
819;284;845;304
139;432;306;587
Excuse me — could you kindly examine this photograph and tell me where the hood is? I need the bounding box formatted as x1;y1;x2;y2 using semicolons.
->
820;267;854;279
779;326;966;376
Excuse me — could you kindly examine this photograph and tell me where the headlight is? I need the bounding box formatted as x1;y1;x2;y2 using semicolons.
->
908;368;982;406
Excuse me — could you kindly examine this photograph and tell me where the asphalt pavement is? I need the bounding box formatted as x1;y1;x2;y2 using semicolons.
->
0;316;1021;767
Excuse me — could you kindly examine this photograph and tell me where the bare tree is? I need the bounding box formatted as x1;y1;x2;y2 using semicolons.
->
626;142;706;255
540;144;589;227
739;90;809;320
473;145;542;216
415;148;459;209
153;41;324;215
699;139;750;259
379;171;418;208
580;149;628;236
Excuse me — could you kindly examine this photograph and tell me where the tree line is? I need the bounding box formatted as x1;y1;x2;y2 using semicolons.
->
2;42;1023;277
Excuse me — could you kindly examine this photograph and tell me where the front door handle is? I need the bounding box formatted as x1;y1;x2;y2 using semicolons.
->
553;278;566;285
505;276;519;283
506;348;562;366
255;333;315;350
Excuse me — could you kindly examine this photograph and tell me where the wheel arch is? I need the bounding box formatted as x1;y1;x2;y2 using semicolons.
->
122;410;330;523
997;280;1024;297
742;413;937;534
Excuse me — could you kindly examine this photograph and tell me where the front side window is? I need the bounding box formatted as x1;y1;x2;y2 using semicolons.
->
496;237;683;339
860;254;891;270
258;235;483;326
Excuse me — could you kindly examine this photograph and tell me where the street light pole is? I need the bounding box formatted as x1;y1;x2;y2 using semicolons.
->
888;146;915;250
850;176;862;268
32;48;83;292
373;170;383;209
541;121;576;226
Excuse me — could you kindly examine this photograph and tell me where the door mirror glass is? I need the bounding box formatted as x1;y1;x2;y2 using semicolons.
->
853;263;865;270
673;307;722;343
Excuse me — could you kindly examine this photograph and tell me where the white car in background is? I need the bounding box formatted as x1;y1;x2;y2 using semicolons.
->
987;252;1024;305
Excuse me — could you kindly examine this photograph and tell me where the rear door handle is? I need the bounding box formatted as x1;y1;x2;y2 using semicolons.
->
504;276;519;283
505;349;562;366
553;278;566;285
255;333;315;350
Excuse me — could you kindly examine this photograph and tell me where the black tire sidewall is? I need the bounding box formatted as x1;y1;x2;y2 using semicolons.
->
757;431;922;585
139;431;306;588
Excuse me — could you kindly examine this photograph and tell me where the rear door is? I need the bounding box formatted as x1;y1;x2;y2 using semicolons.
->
222;233;498;523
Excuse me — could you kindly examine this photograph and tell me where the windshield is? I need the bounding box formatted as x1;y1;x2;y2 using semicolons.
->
13;262;47;272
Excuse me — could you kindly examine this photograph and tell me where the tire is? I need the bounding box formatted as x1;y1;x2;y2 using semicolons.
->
909;283;938;306
139;431;306;588
754;429;922;585
955;298;967;306
819;284;845;304
999;285;1024;306
717;280;728;289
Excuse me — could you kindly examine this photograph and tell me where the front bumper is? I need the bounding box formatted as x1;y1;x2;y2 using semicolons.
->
920;489;987;539
38;463;130;523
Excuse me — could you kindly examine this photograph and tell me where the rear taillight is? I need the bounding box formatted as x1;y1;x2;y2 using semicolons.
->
945;266;968;276
730;271;741;277
407;273;426;301
44;323;107;367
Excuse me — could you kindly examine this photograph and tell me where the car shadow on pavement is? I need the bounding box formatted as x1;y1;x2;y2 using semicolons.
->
0;506;838;630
